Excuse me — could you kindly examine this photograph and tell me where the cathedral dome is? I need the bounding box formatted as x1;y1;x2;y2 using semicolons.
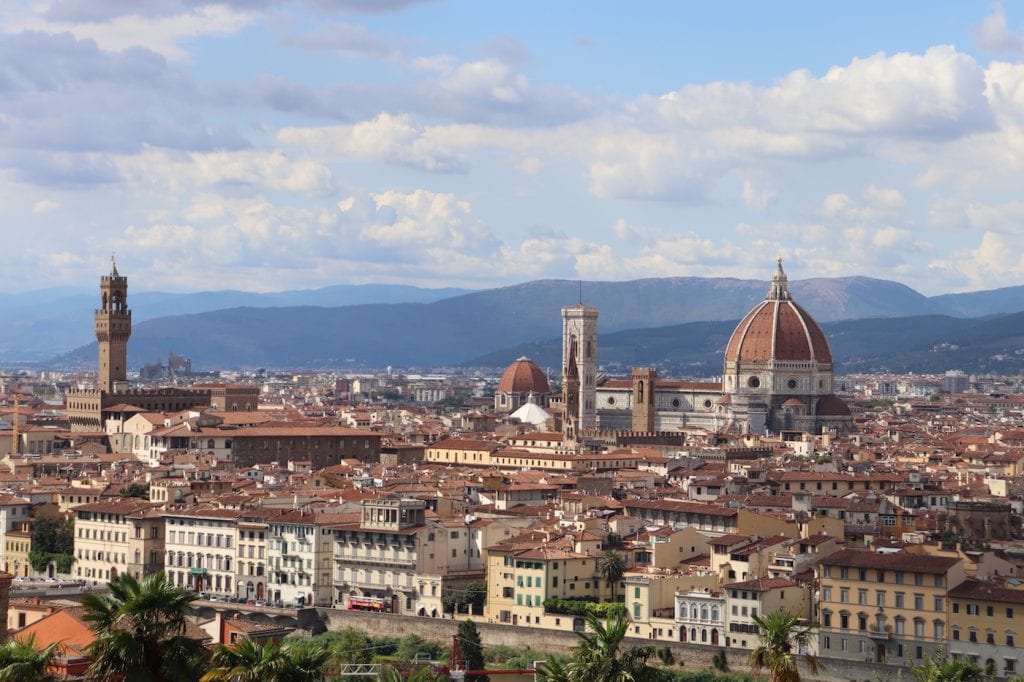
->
724;260;833;365
497;357;551;394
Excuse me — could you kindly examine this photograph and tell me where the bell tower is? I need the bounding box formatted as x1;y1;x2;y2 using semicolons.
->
95;257;131;393
561;303;598;445
631;367;657;433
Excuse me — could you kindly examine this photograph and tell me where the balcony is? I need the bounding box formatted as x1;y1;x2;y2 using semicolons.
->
334;555;416;569
868;625;893;640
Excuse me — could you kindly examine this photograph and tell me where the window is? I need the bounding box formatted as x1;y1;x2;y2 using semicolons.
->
1008;634;1015;647
914;573;924;586
840;588;849;603
914;619;924;638
840;613;849;629
877;591;886;607
823;587;832;602
987;605;995;617
969;630;978;643
915;594;924;610
934;597;944;612
987;632;996;645
1006;660;1016;675
895;572;904;585
967;604;979;616
953;602;960;614
953;628;960;641
1008;608;1015;619
895;592;905;608
840;567;849;579
895;618;905;636
858;589;868;605
877;570;885;583
823;612;832;627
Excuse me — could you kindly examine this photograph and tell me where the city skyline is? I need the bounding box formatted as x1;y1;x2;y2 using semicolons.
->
4;1;1024;294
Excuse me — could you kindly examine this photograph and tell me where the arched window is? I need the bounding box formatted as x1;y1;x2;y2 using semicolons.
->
207;439;215;449
711;607;720;621
701;606;708;620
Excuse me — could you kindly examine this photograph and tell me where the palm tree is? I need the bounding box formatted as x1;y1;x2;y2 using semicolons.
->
748;609;822;682
81;571;205;681
202;638;330;682
596;549;627;603
564;610;663;682
0;635;60;682
911;649;985;682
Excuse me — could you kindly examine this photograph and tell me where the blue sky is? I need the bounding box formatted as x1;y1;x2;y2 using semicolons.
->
4;1;1024;295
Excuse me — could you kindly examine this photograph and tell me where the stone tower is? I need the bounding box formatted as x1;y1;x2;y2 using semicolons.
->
631;367;657;433
561;304;598;444
95;257;131;393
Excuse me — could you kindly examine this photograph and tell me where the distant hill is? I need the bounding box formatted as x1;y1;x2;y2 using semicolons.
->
51;276;1024;371
469;313;1024;375
0;283;473;361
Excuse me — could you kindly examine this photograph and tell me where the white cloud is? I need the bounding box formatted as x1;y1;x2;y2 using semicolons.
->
864;185;905;209
277;113;469;173
32;199;60;213
742;178;777;210
6;5;257;60
974;3;1024;56
116;149;335;196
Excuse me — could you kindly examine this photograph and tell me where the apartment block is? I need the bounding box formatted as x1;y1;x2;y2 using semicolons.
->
163;507;240;597
332;498;453;617
74;500;164;583
817;549;964;667
948;578;1024;678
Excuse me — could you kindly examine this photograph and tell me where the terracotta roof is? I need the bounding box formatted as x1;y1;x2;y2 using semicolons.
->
724;278;832;365
820;548;961;574
817;395;851;416
724;577;797;591
948;578;1024;604
497;357;551;395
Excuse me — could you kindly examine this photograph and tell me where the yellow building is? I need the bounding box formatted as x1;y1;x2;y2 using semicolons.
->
424;438;501;466
73;500;165;584
4;523;31;577
948;578;1024;678
484;529;610;629
817;549;964;668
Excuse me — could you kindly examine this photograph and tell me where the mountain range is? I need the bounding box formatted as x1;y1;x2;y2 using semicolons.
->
2;284;472;361
470;313;1024;375
47;275;1024;372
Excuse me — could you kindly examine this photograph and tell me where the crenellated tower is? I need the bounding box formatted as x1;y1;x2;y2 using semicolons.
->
95;257;131;393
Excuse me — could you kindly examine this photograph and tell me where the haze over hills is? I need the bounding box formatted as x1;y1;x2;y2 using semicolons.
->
471;313;1024;376
1;283;473;361
50;275;1024;371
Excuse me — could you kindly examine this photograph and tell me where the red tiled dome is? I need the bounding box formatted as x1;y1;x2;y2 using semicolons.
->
816;395;850;416
497;357;551;394
724;261;833;364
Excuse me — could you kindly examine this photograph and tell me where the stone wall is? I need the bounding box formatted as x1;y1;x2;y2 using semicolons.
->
317;609;903;682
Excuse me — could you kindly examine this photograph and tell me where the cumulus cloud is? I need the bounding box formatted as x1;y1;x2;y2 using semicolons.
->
973;3;1024;56
116;148;335;196
276;113;469;172
742;178;777;210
